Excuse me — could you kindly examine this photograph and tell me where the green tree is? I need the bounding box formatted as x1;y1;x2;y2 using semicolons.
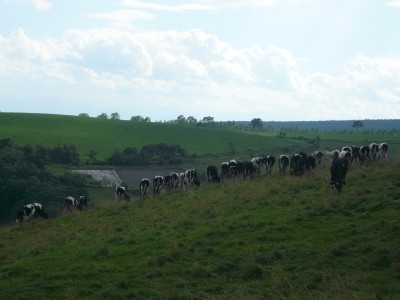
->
110;112;120;120
352;120;364;130
251;118;263;129
131;115;144;122
187;116;197;124
97;113;108;119
78;113;89;118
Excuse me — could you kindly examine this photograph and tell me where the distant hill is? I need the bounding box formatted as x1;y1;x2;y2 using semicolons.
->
262;119;400;131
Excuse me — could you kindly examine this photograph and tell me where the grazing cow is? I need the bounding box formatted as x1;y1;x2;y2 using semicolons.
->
330;157;349;193
115;186;130;202
251;157;263;176
278;155;289;174
77;196;88;211
139;178;151;199
304;156;316;175
369;143;380;162
221;162;229;181
265;155;276;175
185;169;200;187
207;165;220;183
290;152;307;176
170;172;180;191
378;143;389;160
312;151;324;166
228;160;238;180
350;146;360;164
153;176;164;196
64;196;78;212
359;146;371;165
179;172;186;190
16;203;48;223
164;175;172;193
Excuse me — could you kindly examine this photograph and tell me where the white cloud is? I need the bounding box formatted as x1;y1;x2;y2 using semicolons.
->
2;0;51;10
385;1;400;8
87;10;154;23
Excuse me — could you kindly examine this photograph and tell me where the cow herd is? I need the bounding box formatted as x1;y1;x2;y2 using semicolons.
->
15;142;389;224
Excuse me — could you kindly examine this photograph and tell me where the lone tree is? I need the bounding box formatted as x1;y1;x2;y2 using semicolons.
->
251;118;263;129
97;113;108;119
352;120;364;130
110;112;120;120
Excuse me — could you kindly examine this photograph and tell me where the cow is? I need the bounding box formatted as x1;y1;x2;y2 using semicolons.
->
290;152;307;176
331;150;340;160
228;160;238;180
115;186;130;202
139;178;151;199
278;155;289;174
164;174;172;193
179;172;186;190
350;146;360;164
265;155;276;175
77;196;88;211
312;151;324;166
359;146;371;165
16;203;48;223
170;172;180;191
330;157;349;193
251;157;263;176
378;143;389;160
153;176;164;196
185;169;200;187
221;162;229;181
304;156;316;175
369;143;380;162
207;165;220;183
64;196;78;212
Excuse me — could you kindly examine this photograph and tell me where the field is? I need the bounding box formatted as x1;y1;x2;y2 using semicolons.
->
1;160;399;299
1;113;400;298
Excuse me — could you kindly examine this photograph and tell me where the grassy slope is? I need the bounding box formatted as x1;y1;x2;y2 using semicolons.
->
2;113;398;162
1;161;399;299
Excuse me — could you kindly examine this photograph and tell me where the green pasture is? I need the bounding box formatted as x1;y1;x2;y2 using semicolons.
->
0;160;399;298
2;113;399;163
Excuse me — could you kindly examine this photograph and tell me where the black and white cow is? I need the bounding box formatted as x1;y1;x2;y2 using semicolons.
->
330;157;349;193
251;157;263;176
153;176;164;196
290;152;307;176
312;151;324;166
115;186;130;202
77;196;88;211
228;160;238;180
378;143;389;160
16;203;48;223
359;146;371;165
304;156;316;175
221;162;229;181
164;174;172;193
64;196;78;212
170;172;180;191
369;143;380;162
185;169;200;187
265;155;276;175
278;155;289;174
207;165;220;183
139;178;151;199
350;146;360;164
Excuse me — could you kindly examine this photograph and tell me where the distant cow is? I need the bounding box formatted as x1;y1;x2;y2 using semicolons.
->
359;146;371;165
16;203;48;223
221;162;229;181
312;151;324;166
77;196;88;211
369;143;380;162
278;155;289;174
330;157;349;193
64;196;78;212
170;172;180;191
115;186;130;202
290;152;307;176
304;156;316;175
153;176;164;196
185;169;200;187
378;143;389;160
207;165;220;183
265;155;276;175
139;178;151;199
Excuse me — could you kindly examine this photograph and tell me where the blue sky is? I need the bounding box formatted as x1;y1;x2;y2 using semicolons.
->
1;0;399;121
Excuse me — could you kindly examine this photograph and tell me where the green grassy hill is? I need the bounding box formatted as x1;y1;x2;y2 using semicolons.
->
1;161;399;299
1;113;398;163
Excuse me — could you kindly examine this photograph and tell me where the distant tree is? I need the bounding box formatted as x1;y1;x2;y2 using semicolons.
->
187;116;197;124
144;117;151;122
176;115;186;124
78;113;90;118
130;115;144;122
352;120;364;130
202;116;214;124
251;118;263;129
110;112;120;120
97;113;108;119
